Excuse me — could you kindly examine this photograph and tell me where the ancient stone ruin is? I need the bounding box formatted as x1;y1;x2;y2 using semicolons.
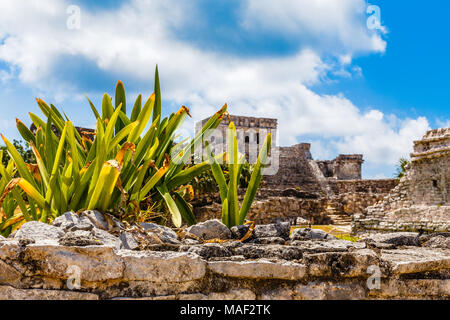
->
194;115;398;226
354;128;450;234
0;214;448;300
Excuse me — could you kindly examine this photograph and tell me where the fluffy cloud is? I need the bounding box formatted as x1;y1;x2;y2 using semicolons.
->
0;0;428;177
242;0;387;54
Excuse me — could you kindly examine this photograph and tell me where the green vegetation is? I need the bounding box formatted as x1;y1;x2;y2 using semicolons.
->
0;67;228;236
204;122;271;228
395;157;409;179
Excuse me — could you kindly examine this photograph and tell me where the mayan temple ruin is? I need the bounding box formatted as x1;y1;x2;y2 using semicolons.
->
194;115;399;226
353;127;450;233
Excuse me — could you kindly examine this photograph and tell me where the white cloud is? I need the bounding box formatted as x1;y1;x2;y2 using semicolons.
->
242;0;387;54
0;0;428;177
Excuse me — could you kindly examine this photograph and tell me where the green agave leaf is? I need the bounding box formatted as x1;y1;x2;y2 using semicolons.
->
157;184;181;228
238;133;272;225
173;192;196;226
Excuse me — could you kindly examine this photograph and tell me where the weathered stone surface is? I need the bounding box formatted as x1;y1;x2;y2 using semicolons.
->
373;279;450;298
380;247;450;274
91;228;120;248
0;260;21;284
0;285;99;300
354;128;450;234
52;212;84;231
290;239;365;253
140;223;180;245
186;243;232;259
304;249;380;278
208;259;307;280
422;236;450;249
59;230;102;246
233;244;303;260
290;228;336;241
80;210;110;230
294;281;366;300
186;219;231;240
362;232;419;246
230;225;250;240
119;232;140;250
22;244;124;281
249;237;286;245
259;288;294;300
118;250;207;282
253;222;290;239
208;289;256;300
14;221;64;242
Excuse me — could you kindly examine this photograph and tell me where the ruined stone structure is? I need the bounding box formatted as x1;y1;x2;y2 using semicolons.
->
195;115;278;164
195;115;397;225
1;218;449;300
353;128;450;234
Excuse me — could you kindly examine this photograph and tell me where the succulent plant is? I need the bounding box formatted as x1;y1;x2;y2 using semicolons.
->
0;67;227;236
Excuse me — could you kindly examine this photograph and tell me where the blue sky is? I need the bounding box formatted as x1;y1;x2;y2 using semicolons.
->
0;0;448;179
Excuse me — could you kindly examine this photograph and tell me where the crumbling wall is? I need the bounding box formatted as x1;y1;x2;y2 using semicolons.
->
354;128;450;234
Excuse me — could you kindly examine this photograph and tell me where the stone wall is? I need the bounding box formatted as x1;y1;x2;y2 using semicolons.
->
194;197;330;225
354;128;450;234
326;179;398;215
193;179;398;226
1;219;449;300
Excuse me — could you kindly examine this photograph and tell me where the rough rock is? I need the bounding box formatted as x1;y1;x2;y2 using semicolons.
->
295;217;311;225
119;232;140;250
304;249;380;277
186;243;232;259
290;228;337;241
233;244;303;260
294;281;366;300
208;259;307;280
380;247;450;274
290;239;365;253
22;244;124;281
52;212;84;231
207;289;256;300
0;260;21;284
422;236;450;249
141;223;180;244
14;221;64;242
91;228;120;248
59;230;102;246
361;232;420;247
186;219;231;240
253;222;290;239
230;224;250;240
0;285;99;300
79;210;110;230
118;250;207;282
249;237;286;245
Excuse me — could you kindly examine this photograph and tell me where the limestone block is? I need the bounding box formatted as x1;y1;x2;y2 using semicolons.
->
208;259;307;280
118;250;207;282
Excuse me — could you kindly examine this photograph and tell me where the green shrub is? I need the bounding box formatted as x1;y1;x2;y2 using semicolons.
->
0;67;227;235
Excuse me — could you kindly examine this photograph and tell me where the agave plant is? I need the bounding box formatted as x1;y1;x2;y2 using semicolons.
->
204;122;271;228
0;67;227;235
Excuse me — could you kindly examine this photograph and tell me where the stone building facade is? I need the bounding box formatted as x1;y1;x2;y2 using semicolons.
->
194;115;398;225
353;127;450;234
